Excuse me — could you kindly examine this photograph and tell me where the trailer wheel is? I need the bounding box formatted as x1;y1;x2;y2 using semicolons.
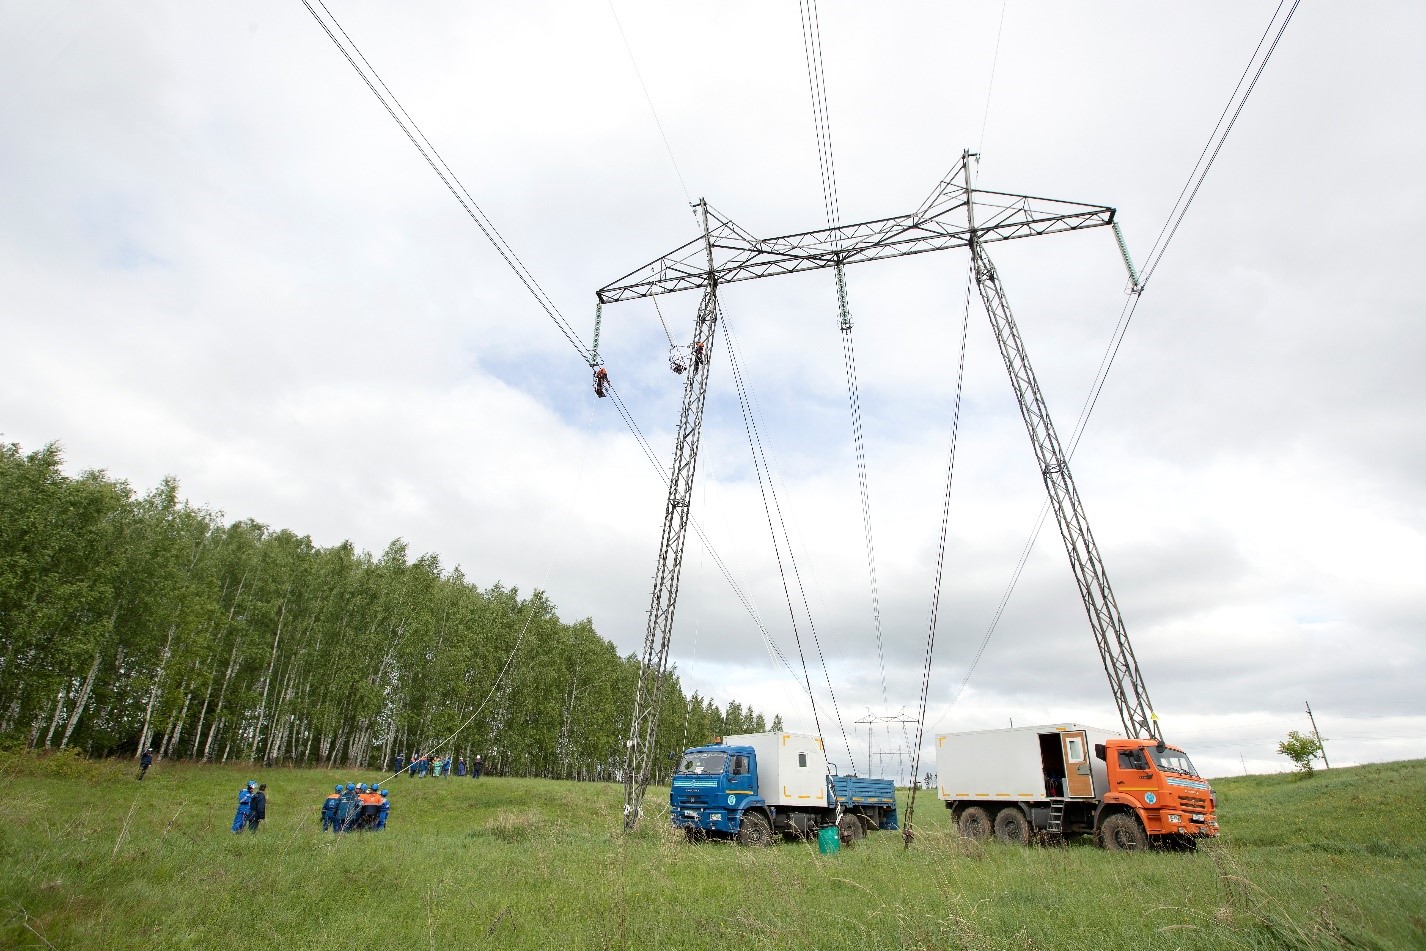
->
736;811;774;847
838;813;866;846
957;806;993;842
1100;812;1148;851
993;807;1030;845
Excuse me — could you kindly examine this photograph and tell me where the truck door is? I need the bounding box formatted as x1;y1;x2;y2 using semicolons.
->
727;752;756;810
1061;731;1093;798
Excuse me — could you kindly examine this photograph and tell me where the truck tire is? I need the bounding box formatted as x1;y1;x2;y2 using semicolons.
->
837;813;866;846
993;807;1030;845
957;806;993;842
1100;812;1148;851
736;811;774;847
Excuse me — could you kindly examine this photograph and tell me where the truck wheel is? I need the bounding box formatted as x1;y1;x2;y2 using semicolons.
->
957;806;993;842
736;811;774;847
993;807;1030;845
1100;812;1148;851
837;813;866;846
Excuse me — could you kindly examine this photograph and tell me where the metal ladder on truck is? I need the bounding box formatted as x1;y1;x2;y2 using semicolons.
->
1048;800;1066;836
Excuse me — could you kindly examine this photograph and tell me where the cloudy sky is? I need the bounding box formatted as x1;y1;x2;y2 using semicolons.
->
4;1;1423;780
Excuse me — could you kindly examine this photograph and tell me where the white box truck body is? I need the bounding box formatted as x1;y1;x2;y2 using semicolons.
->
721;732;831;807
936;723;1115;803
934;722;1219;849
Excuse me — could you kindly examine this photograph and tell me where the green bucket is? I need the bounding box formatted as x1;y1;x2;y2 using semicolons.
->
817;825;840;855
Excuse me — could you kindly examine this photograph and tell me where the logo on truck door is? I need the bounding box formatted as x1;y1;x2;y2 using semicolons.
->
727;794;737;806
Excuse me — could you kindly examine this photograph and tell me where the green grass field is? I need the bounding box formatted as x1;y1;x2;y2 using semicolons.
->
3;752;1423;949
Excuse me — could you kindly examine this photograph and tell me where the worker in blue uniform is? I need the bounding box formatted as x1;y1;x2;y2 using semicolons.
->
377;788;390;830
321;784;341;831
231;781;255;833
335;782;356;832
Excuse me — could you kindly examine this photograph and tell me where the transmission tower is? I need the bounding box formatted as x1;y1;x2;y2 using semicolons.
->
618;200;719;831
603;153;1155;830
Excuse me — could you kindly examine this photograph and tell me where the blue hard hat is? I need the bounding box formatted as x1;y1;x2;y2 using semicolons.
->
381;789;389;797
334;785;343;793
247;781;256;788
346;782;355;790
357;783;366;791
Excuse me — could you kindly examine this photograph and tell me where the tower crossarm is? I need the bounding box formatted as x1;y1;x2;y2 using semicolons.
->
597;163;1115;304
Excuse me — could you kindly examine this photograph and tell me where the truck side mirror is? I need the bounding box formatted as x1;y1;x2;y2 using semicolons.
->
1094;744;1106;761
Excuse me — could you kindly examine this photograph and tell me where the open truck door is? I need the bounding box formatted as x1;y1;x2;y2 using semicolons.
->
1061;730;1093;798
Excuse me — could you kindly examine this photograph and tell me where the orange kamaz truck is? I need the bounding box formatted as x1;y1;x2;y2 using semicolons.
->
935;723;1218;850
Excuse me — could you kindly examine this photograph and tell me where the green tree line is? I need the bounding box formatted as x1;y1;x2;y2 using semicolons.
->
0;442;774;779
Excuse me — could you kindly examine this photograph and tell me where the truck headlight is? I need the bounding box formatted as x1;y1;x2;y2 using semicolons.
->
1190;814;1205;824
1167;814;1182;824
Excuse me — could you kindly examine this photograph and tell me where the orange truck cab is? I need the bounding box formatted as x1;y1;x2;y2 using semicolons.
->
1097;737;1219;847
935;723;1218;850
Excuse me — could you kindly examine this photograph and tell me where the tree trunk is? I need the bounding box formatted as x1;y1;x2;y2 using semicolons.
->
43;682;68;749
202;641;240;762
137;620;179;759
58;650;102;749
247;593;288;762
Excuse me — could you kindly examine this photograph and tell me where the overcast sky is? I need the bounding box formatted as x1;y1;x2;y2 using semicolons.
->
4;1;1424;780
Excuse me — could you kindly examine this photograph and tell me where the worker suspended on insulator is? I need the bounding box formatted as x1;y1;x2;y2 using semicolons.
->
593;365;609;398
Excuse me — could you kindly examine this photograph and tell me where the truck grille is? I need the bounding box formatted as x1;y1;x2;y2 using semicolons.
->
1177;794;1208;810
674;792;709;808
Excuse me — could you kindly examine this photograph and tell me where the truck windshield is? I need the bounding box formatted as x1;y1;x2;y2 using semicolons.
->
1150;747;1201;777
676;751;727;775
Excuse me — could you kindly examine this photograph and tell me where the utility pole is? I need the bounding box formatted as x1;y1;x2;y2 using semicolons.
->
1305;701;1330;769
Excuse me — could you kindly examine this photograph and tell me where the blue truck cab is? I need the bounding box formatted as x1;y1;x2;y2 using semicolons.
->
670;732;899;845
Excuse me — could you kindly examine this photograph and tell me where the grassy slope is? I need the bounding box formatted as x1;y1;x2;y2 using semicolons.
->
2;753;1423;950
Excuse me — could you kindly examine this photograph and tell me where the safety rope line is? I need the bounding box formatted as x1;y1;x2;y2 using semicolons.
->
651;296;676;349
902;259;973;845
976;0;1009;153
723;315;853;758
604;0;692;205
722;312;853;759
606;384;802;686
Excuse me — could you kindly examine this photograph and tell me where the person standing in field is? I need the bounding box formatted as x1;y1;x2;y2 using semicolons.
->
321;785;341;831
455;757;466;777
443;756;452;778
137;749;153;780
247;784;267;833
232;781;255;832
473;754;483;778
432;758;443;779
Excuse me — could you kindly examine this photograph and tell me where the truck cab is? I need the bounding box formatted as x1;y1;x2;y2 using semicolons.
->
1098;738;1218;845
670;743;762;838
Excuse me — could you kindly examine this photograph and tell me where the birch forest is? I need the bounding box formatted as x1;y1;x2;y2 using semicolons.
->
0;441;775;778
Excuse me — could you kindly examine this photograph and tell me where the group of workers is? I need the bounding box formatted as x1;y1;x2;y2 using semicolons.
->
397;752;481;778
321;782;390;832
231;781;268;833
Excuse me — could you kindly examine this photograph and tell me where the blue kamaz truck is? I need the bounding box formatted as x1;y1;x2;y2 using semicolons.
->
670;732;899;845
